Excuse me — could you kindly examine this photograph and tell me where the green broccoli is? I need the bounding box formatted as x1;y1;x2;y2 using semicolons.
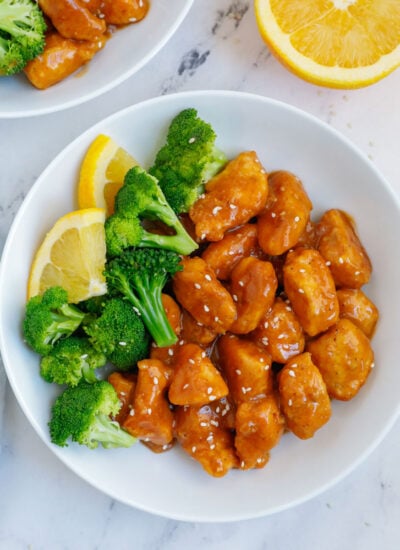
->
105;165;198;257
149;108;227;214
83;297;150;370
0;0;46;76
104;248;182;348
23;286;87;356
49;380;136;449
40;336;107;387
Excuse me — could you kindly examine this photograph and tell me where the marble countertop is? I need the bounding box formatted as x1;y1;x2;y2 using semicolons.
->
1;1;400;548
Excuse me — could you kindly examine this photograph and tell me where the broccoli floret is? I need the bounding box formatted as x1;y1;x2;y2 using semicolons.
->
23;287;87;356
149;108;227;214
40;336;107;387
83;297;150;370
105;165;198;257
49;380;136;449
105;248;182;348
0;0;46;76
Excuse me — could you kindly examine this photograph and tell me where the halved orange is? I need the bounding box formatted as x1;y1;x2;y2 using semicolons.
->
78;134;138;216
254;0;400;88
28;208;107;303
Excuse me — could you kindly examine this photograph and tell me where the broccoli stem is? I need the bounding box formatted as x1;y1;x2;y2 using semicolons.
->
139;229;196;256
82;363;98;384
90;414;136;449
118;275;177;348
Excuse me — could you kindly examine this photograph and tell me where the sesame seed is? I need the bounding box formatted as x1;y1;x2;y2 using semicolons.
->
120;391;126;396
179;339;185;345
264;365;270;371
201;351;206;358
291;363;298;368
129;17;137;22
212;206;222;215
371;362;375;368
288;399;293;406
210;444;216;450
147;408;152;415
241;386;247;394
277;334;285;339
221;409;227;416
259;357;265;363
355;271;361;276
192;446;197;453
262;337;269;346
205;274;212;281
271;212;276;218
326;261;331;266
229;204;236;210
299;268;306;273
288;370;295;378
286;306;292;311
209;395;217;401
214;316;219;322
238;280;244;287
183;383;189;390
228;250;236;255
236;369;242;375
129;409;135;416
339;257;344;264
232;294;238;302
298;288;305;294
294;216;300;222
119;341;127;346
162;444;169;450
207;434;214;442
264;321;269;328
207;387;213;394
210;420;219;427
216;407;221;413
204;305;210;312
188;137;196;144
194;282;201;289
189;358;195;364
153;377;159;385
241;461;245;468
168;348;174;356
200;422;208;427
201;233;206;240
256;457;263;464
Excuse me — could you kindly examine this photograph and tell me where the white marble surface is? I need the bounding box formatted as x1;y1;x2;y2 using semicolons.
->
1;1;400;547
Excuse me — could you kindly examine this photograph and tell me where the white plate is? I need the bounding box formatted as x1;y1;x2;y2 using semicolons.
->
0;0;193;118
1;91;400;522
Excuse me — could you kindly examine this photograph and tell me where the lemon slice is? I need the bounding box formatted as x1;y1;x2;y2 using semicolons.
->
28;208;108;303
254;0;400;88
78;134;138;216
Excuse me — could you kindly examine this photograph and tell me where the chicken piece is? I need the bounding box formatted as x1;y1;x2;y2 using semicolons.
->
80;0;102;12
149;294;182;366
316;209;372;288
257;171;313;256
217;335;273;404
252;297;305;363
174;404;239;477
180;309;218;346
283;248;339;337
307;319;374;401
122;359;174;446
38;0;106;41
107;371;137;424
172;257;237;333
336;288;379;338
235;395;284;470
296;220;317;249
100;0;149;25
168;343;228;406
229;257;278;334
189;151;268;242
161;293;181;336
278;353;331;439
24;32;106;90
201;224;259;280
